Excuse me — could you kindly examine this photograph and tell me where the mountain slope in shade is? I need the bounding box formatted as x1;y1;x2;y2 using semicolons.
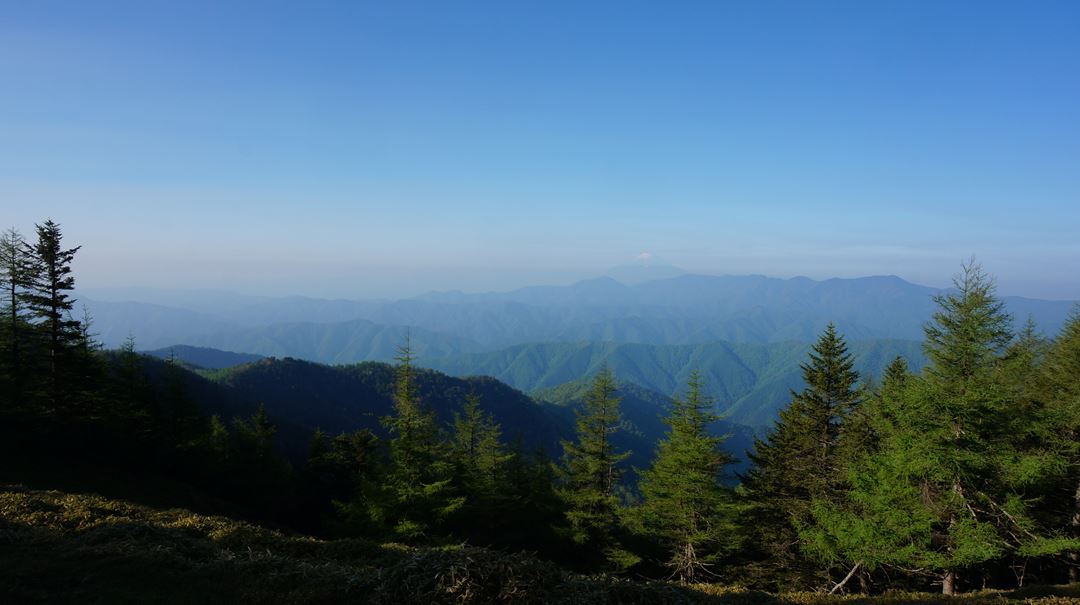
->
424;339;928;428
212;357;570;454
143;345;264;370
173;319;483;364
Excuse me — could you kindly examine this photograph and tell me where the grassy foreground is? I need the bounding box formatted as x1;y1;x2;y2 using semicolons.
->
1;485;1078;605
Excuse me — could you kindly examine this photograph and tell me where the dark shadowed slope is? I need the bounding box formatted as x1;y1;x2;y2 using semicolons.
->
144;345;264;369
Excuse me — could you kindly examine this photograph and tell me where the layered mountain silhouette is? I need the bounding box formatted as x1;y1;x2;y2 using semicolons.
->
80;272;1074;432
83;273;1074;352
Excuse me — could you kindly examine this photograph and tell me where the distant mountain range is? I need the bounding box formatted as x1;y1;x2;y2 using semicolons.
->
83;272;1075;353
80;271;1073;432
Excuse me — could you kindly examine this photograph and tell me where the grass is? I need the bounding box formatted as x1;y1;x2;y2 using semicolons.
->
2;485;1079;604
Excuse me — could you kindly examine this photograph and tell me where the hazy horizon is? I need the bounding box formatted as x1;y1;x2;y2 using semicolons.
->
71;260;1078;303
3;2;1079;300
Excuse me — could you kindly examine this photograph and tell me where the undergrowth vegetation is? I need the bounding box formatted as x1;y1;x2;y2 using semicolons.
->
3;485;1079;605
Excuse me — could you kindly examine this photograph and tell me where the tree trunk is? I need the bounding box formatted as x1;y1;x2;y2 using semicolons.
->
942;570;956;596
9;280;19;407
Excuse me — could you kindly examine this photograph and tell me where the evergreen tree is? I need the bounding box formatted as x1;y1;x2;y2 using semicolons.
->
633;371;740;582
451;392;507;504
1043;308;1080;582
110;335;154;435
808;262;1072;595
0;227;32;409
483;438;566;555
557;367;635;570
160;351;201;446
207;414;231;459
741;323;862;589
374;337;462;541
20;220;82;412
882;356;910;389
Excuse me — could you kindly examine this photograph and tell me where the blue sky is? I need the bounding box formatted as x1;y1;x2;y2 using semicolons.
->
1;1;1078;298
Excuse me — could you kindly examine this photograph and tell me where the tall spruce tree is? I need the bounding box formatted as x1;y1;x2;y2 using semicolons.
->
21;220;82;411
741;323;862;589
558;367;635;570
634;371;740;582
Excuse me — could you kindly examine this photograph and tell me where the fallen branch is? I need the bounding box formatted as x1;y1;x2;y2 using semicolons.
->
830;562;861;595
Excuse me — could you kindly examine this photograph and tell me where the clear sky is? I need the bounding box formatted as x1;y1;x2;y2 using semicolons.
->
2;1;1078;299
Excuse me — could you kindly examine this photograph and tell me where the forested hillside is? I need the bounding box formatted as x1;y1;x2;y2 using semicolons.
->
4;221;1080;601
145;344;264;369
428;339;927;428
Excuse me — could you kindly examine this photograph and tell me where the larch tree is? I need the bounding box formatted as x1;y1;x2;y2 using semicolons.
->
1042;308;1080;582
557;366;635;570
378;337;462;540
451;392;507;501
808;261;1073;595
634;371;740;582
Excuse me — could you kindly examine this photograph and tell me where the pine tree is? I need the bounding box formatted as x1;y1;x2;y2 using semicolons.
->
634;371;739;582
20;220;82;412
557;366;635;570
741;323;862;589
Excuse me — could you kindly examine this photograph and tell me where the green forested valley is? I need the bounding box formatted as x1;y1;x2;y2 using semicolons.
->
3;221;1080;603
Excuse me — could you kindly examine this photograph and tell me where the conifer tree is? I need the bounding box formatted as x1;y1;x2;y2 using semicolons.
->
882;355;910;389
0;228;31;408
451;392;507;501
808;262;1072;595
207;414;231;459
634;371;739;582
161;351;201;445
1043;308;1080;582
493;439;566;554
741;323;861;588
111;335;154;435
21;220;82;411
557;367;635;569
377;337;462;540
